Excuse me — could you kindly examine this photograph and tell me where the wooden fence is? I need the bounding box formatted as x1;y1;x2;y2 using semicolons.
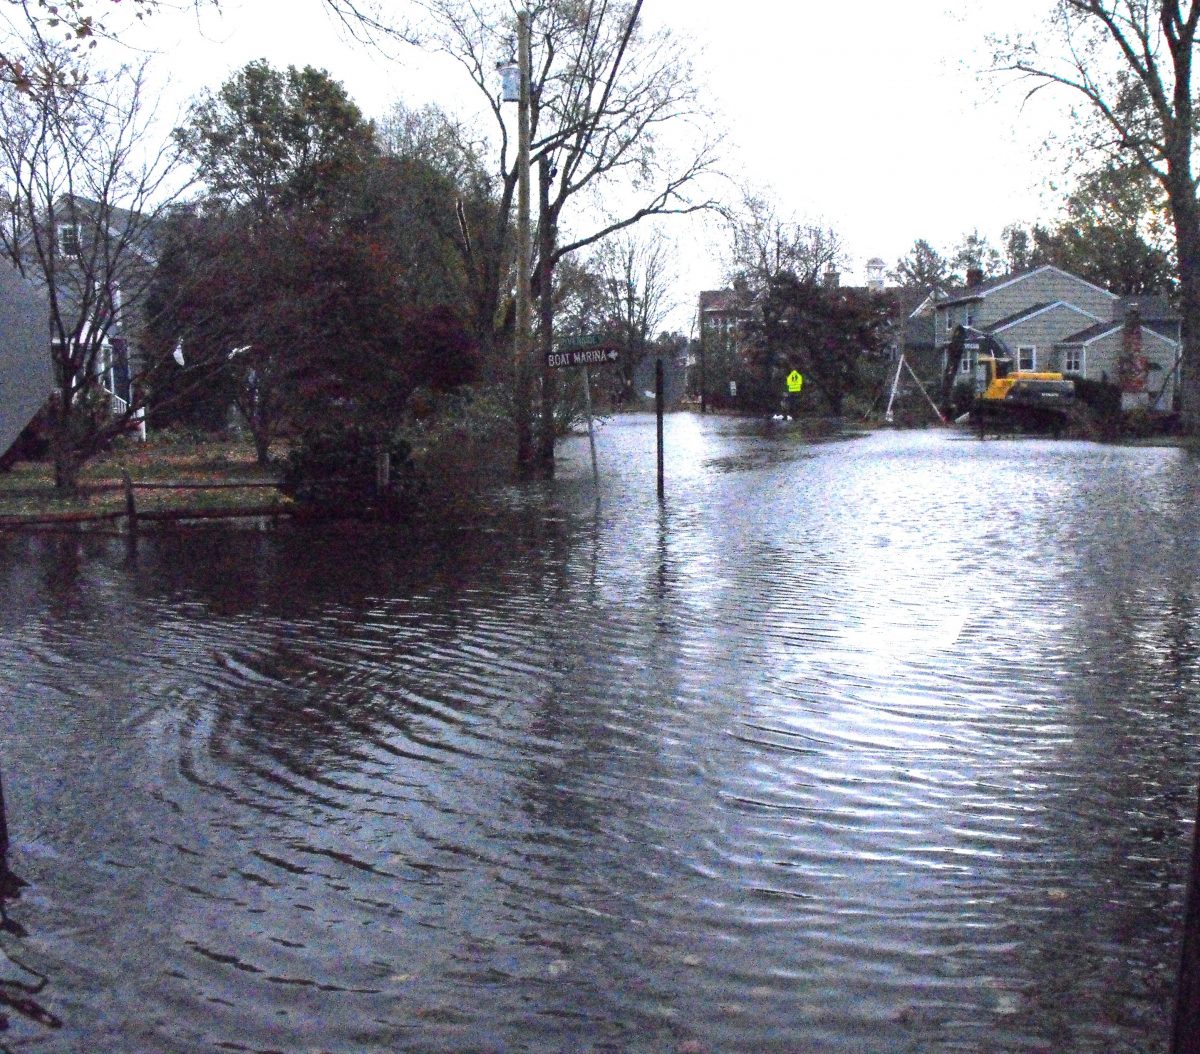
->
0;474;293;531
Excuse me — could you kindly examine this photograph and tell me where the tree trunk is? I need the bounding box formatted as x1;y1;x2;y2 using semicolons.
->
1175;770;1200;1054
536;155;557;478
49;409;81;493
252;427;271;466
1170;184;1200;425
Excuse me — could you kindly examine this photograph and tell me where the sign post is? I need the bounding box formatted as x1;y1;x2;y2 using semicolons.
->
655;357;665;501
581;366;599;489
546;337;622;491
783;370;804;417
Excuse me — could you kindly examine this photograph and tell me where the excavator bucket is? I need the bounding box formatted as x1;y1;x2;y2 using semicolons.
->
0;264;50;465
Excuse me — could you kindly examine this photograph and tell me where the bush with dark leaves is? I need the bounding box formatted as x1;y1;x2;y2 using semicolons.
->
280;425;417;519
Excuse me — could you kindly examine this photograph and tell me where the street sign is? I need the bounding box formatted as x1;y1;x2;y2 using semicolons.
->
559;332;606;350
546;346;621;369
786;370;804;393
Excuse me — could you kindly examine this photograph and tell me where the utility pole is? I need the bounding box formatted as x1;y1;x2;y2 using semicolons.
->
514;9;534;475
536;153;558;475
0;765;9;867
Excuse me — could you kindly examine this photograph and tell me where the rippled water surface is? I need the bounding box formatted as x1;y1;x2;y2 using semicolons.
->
3;418;1200;1053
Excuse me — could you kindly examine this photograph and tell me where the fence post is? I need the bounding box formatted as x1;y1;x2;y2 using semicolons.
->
122;471;138;536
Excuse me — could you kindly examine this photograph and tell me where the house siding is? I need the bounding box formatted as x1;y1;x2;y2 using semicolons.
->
994;305;1102;363
0;264;52;458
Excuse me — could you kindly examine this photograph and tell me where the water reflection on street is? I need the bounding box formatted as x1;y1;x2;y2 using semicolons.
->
2;417;1200;1052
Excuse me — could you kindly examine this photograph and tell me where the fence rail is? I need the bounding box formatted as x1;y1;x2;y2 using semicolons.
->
0;476;291;532
120;472;291;533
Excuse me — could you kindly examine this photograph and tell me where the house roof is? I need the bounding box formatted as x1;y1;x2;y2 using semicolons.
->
1059;320;1179;348
1059;322;1119;345
985;300;1102;334
903;311;935;350
937;271;1016;306
20;195;162;266
936;264;1120;308
983;302;1052;331
698;289;748;314
1115;294;1178;322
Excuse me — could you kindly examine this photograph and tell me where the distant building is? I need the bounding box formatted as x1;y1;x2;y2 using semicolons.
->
694;285;756;409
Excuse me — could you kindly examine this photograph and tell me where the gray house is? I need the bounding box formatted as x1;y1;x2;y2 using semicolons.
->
933;265;1180;410
0;263;51;462
0;195;159;460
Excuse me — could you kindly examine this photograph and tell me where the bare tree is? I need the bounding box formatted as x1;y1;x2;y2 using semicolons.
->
995;1;1200;420
726;194;846;289
0;38;186;489
395;0;722;473
592;227;674;402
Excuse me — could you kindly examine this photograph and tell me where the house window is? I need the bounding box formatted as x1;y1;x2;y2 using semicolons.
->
960;349;976;374
58;222;80;255
1018;345;1036;371
1063;346;1083;373
965;307;975;327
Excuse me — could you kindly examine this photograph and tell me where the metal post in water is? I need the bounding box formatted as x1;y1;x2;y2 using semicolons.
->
582;364;599;491
0;761;20;905
655;357;665;502
0;765;9;864
1172;778;1200;1053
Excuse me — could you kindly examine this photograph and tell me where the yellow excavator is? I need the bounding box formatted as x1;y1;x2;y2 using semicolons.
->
942;326;1075;435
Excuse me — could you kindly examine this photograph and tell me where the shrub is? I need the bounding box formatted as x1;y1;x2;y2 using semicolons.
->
1122;405;1156;438
280;424;417;519
948;381;975;420
1067;375;1122;438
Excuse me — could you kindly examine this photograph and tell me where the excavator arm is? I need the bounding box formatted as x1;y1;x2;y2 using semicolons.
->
939;324;967;415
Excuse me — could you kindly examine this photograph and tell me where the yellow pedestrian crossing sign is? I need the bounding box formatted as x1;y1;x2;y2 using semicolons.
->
786;370;804;393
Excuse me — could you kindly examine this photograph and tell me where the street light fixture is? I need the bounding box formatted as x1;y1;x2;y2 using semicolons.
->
499;55;520;103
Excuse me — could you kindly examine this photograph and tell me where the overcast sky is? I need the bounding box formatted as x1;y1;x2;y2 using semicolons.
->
120;0;1073;318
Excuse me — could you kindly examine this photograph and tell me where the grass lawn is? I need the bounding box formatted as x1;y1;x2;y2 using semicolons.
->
0;434;290;525
0;420;519;527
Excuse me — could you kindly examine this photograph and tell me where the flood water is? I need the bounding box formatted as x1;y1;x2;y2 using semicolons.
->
3;416;1200;1053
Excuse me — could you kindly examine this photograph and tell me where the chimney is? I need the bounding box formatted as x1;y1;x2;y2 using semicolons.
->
822;265;840;289
966;267;984;288
1119;303;1147;395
